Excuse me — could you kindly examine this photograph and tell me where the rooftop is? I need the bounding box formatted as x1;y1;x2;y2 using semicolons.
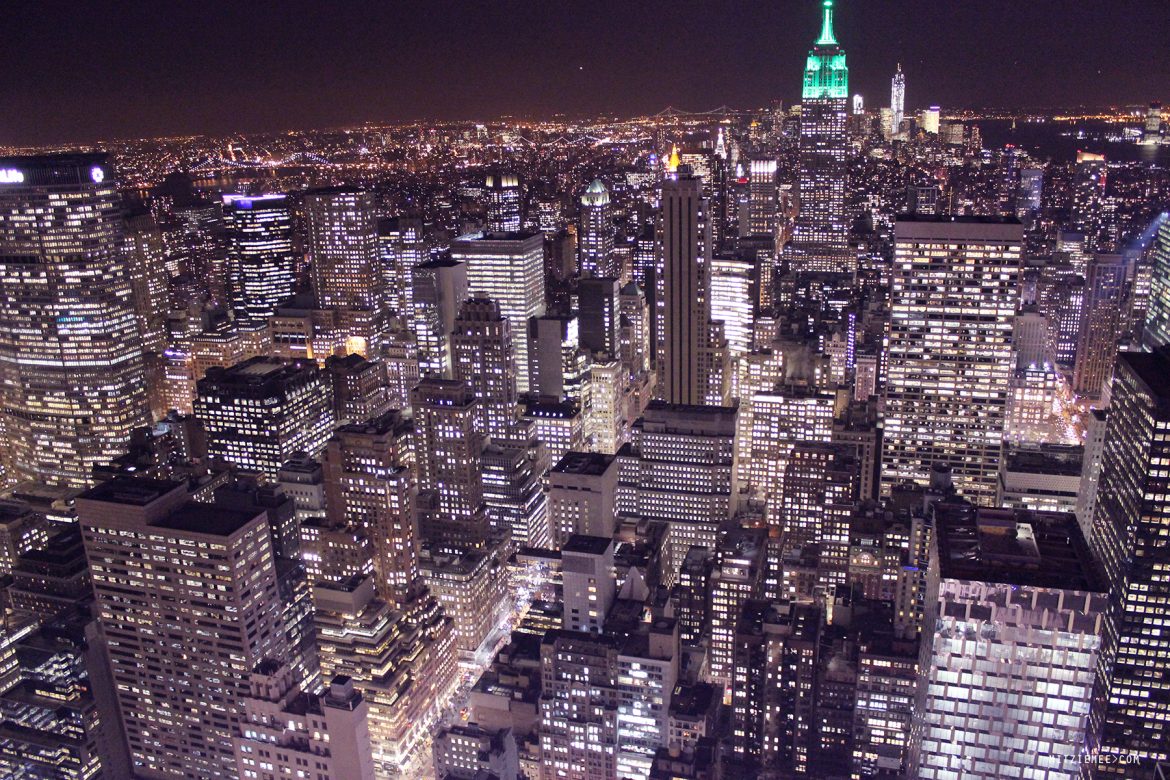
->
562;534;613;556
81;477;183;506
152;502;261;537
552;451;615;476
933;501;1102;591
1004;444;1084;476
1119;349;1170;404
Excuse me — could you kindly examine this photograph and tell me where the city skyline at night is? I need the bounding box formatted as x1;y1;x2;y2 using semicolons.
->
1;1;1169;779
1;0;1167;146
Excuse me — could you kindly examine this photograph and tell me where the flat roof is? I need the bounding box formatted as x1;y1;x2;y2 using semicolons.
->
895;214;1024;242
933;501;1102;591
80;477;183;506
562;535;612;556
1004;444;1084;476
152;503;260;537
552;451;615;476
1119;349;1170;405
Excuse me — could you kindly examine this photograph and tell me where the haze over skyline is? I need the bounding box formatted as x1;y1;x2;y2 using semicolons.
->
3;0;1167;146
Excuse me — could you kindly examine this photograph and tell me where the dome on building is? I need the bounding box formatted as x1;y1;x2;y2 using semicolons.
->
580;178;610;207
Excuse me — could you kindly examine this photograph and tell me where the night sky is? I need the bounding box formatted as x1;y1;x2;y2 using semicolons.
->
2;0;1166;146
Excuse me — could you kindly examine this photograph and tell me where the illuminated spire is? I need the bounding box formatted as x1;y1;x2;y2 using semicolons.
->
715;128;727;160
666;145;680;173
817;0;837;46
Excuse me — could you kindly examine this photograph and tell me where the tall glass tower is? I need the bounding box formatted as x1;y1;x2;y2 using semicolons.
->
788;0;851;274
0;153;149;487
223;194;297;325
891;63;905;131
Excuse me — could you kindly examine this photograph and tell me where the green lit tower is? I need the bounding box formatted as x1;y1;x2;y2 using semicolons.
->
786;0;852;275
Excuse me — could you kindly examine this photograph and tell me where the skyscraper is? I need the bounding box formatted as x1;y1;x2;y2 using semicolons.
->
1091;350;1170;775
484;172;522;233
411;378;490;550
890;63;905;132
79;478;292;779
578;179;616;277
787;0;851;274
452;231;545;393
450;297;519;441
377;215;426;319
616;402;738;579
0;153;149;487
305;187;384;312
911;502;1107;780
1071;151;1108;250
658;167;717;406
881;216;1022;505
223;193;297;325
578;276;621;357
1143;215;1170;350
410;257;468;379
322;411;418;602
747;158;778;237
195;357;335;478
123;208;170;355
1072;253;1128;398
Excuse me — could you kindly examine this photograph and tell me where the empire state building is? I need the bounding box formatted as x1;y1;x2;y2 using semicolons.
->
787;0;852;275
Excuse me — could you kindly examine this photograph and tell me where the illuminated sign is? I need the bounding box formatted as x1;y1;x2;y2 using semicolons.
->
0;168;24;184
90;166;105;183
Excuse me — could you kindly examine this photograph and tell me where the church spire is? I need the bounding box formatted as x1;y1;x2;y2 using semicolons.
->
817;0;837;46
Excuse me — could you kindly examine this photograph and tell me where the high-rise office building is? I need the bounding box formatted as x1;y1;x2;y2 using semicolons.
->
195;357;335;478
377;215;426;318
223;194;297;325
453;231;545;393
323;411;417;602
481;421;550;548
711;255;754;356
1071;151;1108;250
1143;216;1170;351
658;167;718;406
411;378;490;550
708;527;767;689
890;63;905;132
911;502;1107;780
484;172;522;233
586;358;626;455
169;197;228;304
578;276;621;357
124;208;170;355
529;314;589;405
79;478;292;780
410;257;467;379
305;187;385;313
0;153;149;487
1072;253;1128;398
232;665;377;780
560;534;616;633
919;106;940;135
450;297;519;441
1091;350;1170;775
778;443;857;593
729;598;821;772
616;402;738;580
313;574;458;774
548;451;618;547
325;352;393;425
788;0;851;274
747;158;778;237
882;216;1022;504
578;179;616;277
